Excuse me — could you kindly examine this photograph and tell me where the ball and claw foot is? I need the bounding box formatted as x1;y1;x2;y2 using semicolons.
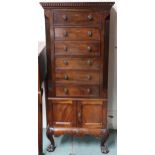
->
47;144;56;152
101;145;109;154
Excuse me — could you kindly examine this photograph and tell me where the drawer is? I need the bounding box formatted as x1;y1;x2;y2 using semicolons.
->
54;42;100;56
55;58;101;70
56;70;100;85
56;85;99;97
53;11;100;26
54;28;100;41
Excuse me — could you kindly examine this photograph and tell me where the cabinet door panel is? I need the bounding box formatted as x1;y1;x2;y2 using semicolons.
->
50;100;76;127
78;100;107;128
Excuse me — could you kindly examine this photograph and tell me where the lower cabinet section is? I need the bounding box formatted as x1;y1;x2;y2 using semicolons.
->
47;98;107;134
50;100;76;127
79;100;107;128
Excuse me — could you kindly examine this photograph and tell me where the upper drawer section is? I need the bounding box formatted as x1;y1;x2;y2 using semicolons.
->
53;11;100;26
55;28;100;41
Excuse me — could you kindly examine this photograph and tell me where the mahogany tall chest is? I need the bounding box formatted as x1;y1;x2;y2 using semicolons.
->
40;2;114;154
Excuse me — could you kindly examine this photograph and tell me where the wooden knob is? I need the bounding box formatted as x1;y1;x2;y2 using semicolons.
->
87;46;92;52
87;88;91;93
87;60;92;66
64;46;68;51
75;130;79;134
64;60;68;65
87;75;91;80
88;31;92;37
88;15;93;21
64;88;68;94
62;15;68;21
63;31;68;37
78;112;81;118
64;74;68;80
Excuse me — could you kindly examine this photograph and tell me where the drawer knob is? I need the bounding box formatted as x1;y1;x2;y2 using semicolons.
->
63;31;68;37
87;88;91;93
88;31;92;37
87;46;92;52
64;60;68;65
64;88;68;94
87;75;91;80
88;15;93;21
64;46;68;52
87;60;92;66
78;112;81;118
62;15;68;21
64;74;68;80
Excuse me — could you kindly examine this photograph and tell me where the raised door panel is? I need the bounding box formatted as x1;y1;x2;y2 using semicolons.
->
78;100;107;128
51;100;76;127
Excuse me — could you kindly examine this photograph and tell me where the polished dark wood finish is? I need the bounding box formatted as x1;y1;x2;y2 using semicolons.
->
40;2;114;153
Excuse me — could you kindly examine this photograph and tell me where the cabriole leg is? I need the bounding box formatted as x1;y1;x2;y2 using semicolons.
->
46;127;56;152
101;129;109;154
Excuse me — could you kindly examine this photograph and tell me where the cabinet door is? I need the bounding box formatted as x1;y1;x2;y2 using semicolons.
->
78;100;107;128
49;100;76;127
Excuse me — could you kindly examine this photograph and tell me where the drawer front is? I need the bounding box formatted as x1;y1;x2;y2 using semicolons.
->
56;70;100;85
54;28;100;41
56;85;99;97
55;58;101;70
53;11;100;26
54;42;100;56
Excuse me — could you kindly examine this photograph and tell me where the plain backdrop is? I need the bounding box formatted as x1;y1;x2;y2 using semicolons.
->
0;0;155;155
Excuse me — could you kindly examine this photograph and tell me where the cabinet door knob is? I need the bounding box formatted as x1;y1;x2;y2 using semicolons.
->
75;130;79;134
88;15;93;21
63;31;68;37
87;46;92;52
88;31;92;37
64;74;68;80
64;60;68;65
64;46;68;51
87;60;92;66
64;88;68;94
87;88;91;93
87;75;91;80
62;15;68;21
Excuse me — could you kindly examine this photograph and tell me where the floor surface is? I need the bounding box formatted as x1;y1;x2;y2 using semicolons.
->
43;129;117;155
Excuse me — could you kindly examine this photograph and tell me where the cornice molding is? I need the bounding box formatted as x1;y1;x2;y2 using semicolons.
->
40;2;115;9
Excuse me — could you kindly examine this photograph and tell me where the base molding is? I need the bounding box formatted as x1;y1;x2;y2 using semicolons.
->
47;126;108;137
